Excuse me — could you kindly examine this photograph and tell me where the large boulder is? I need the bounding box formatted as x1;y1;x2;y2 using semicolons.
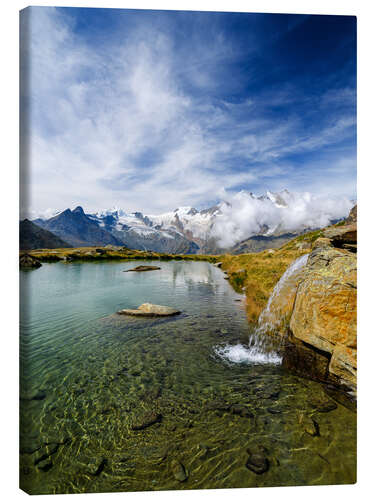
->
118;303;181;317
289;239;357;389
258;224;357;393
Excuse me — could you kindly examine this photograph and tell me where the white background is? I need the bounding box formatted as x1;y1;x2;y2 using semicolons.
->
1;1;373;499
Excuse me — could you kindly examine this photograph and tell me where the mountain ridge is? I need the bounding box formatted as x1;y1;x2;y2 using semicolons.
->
28;190;354;254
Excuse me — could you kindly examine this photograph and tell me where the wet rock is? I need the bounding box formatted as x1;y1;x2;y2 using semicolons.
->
123;265;161;272
20;389;46;402
304;418;320;437
315;400;338;413
118;303;181;317
34;443;59;466
245;451;270;474
197;443;210;458
131;412;162;430
171;459;188;482
20;439;42;455
36;458;53;472
267;407;282;415
87;457;107;476
323;384;357;412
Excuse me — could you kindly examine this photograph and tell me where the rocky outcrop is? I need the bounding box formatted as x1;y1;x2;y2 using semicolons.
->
287;235;356;391
19;253;42;269
346;204;357;224
118;303;181;317
259;223;357;393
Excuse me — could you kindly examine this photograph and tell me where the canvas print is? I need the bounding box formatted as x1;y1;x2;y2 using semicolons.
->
19;7;357;495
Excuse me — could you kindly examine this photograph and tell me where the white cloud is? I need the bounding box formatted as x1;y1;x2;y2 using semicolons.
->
20;8;356;218
211;190;353;247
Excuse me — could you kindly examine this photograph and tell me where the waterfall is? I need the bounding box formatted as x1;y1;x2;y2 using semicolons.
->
215;253;309;365
257;253;309;334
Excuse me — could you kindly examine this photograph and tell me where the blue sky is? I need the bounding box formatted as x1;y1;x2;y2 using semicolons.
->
20;7;356;215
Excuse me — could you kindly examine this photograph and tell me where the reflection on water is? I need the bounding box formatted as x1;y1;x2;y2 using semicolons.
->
20;261;356;494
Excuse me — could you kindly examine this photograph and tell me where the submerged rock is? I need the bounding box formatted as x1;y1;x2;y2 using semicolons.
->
124;265;161;272
36;458;53;472
130;412;162;430
87;457;107;476
118;303;181;317
304;418;320;437
171;459;188;482
246;450;270;474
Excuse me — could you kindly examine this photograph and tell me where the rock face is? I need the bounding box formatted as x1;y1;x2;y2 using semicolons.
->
346;204;357;224
118;303;181;317
259;223;357;393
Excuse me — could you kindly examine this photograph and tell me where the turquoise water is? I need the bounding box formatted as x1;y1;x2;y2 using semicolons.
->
20;260;356;494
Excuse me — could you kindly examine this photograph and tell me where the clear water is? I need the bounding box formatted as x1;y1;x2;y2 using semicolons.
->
20;260;356;494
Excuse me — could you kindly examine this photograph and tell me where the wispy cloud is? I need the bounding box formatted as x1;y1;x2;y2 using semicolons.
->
20;7;356;216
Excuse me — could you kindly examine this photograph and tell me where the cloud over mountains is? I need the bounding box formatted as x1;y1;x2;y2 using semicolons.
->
20;8;356;216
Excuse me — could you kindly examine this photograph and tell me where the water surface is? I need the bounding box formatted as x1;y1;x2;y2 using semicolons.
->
20;260;356;494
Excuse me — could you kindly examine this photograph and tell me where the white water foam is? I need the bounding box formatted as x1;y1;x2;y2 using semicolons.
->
216;253;309;366
215;343;282;365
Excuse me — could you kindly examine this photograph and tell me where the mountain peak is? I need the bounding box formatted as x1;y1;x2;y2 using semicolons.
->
72;206;85;215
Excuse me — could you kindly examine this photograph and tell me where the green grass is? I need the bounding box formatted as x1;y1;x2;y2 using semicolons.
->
22;246;219;264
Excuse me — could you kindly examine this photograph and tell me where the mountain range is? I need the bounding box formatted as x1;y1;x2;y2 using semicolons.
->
23;190;354;253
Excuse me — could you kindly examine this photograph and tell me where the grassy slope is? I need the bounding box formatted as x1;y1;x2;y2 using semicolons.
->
220;229;324;323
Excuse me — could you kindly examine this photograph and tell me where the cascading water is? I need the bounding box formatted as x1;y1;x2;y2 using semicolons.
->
257;253;309;334
215;253;310;365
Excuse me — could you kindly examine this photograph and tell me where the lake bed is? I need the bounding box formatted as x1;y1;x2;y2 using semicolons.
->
20;260;356;493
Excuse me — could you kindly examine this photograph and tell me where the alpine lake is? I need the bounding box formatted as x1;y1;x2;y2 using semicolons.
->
20;260;356;494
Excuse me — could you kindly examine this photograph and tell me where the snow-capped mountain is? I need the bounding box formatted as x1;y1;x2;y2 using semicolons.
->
31;190;354;253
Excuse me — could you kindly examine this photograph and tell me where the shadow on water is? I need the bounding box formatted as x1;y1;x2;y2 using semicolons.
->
20;260;356;494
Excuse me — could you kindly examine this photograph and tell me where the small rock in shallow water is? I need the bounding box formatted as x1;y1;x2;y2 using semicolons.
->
315;400;338;413
267;407;282;414
123;265;161;272
131;412;162;430
36;458;53;472
87;457;107;476
304;418;320;437
246;452;270;475
197;443;210;459
118;303;181;317
171;459;188;482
